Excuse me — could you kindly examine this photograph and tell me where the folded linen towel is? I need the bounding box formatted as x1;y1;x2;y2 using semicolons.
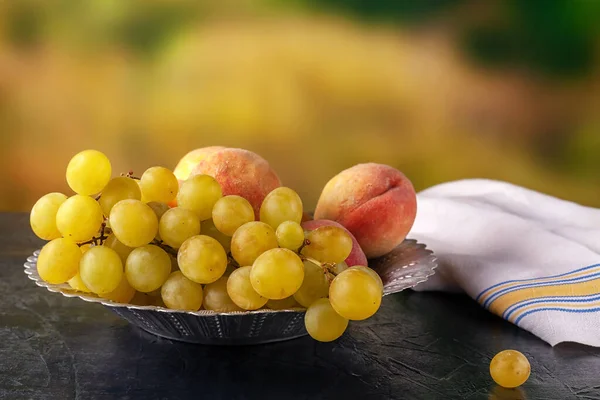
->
409;179;600;347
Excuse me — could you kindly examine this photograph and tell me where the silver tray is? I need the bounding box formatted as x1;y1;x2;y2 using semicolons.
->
24;239;437;345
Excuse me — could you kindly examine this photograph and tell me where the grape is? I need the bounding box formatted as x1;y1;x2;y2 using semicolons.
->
66;149;112;195
79;244;92;254
250;248;304;300
293;260;329;307
212;195;254;236
332;261;349;275
203;276;243;312
177;174;222;220
329;267;382;320
161;271;203;311
102;275;136;303
137;181;148;203
201;219;232;252
68;271;91;293
103;234;133;263
226;266;268;310
158;207;201;249
348;266;383;292
301;226;352;264
305;298;348;342
109;199;158;247
125;245;172;292
56;195;104;242
79;246;123;294
37;238;81;284
267;296;300;310
259;187;303;229
147;201;170;220
490;350;531;388
230;221;278;266
30;192;68;240
275;221;305;251
98;177;141;216
139;166;179;203
178;235;227;284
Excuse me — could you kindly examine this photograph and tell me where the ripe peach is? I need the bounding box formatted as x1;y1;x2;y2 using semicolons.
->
173;146;226;181
314;163;417;258
302;219;367;267
190;148;282;218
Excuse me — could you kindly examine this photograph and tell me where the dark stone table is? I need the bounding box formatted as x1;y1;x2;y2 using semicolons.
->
2;213;600;400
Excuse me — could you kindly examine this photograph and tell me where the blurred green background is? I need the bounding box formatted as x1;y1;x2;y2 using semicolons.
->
1;0;599;211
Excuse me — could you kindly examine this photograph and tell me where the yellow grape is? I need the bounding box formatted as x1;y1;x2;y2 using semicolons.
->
305;298;348;342
259;187;303;229
212;195;255;236
178;235;227;284
332;261;349;275
329;267;382;321
98;177;141;216
490;350;531;388
230;221;278;266
37;238;81;284
137;181;148;203
125;245;172;292
102;275;136;303
250;248;304;300
203;276;243;312
66;149;112;195
201;219;232;252
275;220;305;251
161;271;203;311
267;296;300;310
103;234;133;263
68;271;91;293
147;201;170;220
293;260;330;307
226;266;268;310
301;226;353;264
139;166;179;203
109;199;158;247
158;207;201;249
177;174;222;220
56;195;104;242
79;246;123;294
348;266;384;292
30;192;68;240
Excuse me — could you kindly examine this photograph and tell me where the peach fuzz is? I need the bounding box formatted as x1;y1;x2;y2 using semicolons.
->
190;148;282;218
301;219;367;268
173;146;226;181
314;163;417;258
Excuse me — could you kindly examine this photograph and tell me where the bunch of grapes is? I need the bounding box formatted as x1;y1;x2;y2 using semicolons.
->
30;149;384;342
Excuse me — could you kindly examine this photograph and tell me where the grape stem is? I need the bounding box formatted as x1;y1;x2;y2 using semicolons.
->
78;222;109;247
151;239;178;257
299;255;338;282
120;170;140;180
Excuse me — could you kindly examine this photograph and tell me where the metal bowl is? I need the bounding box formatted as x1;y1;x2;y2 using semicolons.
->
24;239;437;345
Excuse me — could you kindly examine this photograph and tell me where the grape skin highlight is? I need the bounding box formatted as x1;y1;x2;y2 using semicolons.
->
66;149;112;195
30;192;68;240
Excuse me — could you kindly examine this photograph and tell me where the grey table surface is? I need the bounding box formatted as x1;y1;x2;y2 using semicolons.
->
1;212;600;400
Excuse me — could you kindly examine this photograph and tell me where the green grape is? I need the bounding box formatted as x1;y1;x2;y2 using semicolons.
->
37;238;81;284
230;221;278;266
98;177;141;216
301;226;353;264
348;266;383;291
178;235;227;284
259;187;303;229
250;248;304;300
30;192;68;240
66;149;112;195
329;267;382;320
68;271;91;293
212;195;255;236
125;245;172;292
275;221;305;251
177;174;222;220
56;195;104;242
103;234;133;263
293;260;329;307
226;266;268;310
305;298;348;342
79;246;123;294
332;261;349;275
267;296;300;310
139;166;179;203
109;199;158;247
158;207;201;249
203;276;243;312
147;201;170;220
490;350;531;388
102;275;136;303
137;181;148;203
161;271;203;311
201;219;232;252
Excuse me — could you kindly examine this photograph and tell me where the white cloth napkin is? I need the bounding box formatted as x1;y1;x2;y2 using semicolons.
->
409;179;600;347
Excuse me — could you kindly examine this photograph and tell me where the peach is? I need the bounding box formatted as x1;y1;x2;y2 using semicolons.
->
190;148;282;218
314;163;417;258
302;219;367;267
173;146;226;181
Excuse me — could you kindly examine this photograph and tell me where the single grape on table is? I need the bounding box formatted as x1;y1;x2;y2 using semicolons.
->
490;350;531;388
